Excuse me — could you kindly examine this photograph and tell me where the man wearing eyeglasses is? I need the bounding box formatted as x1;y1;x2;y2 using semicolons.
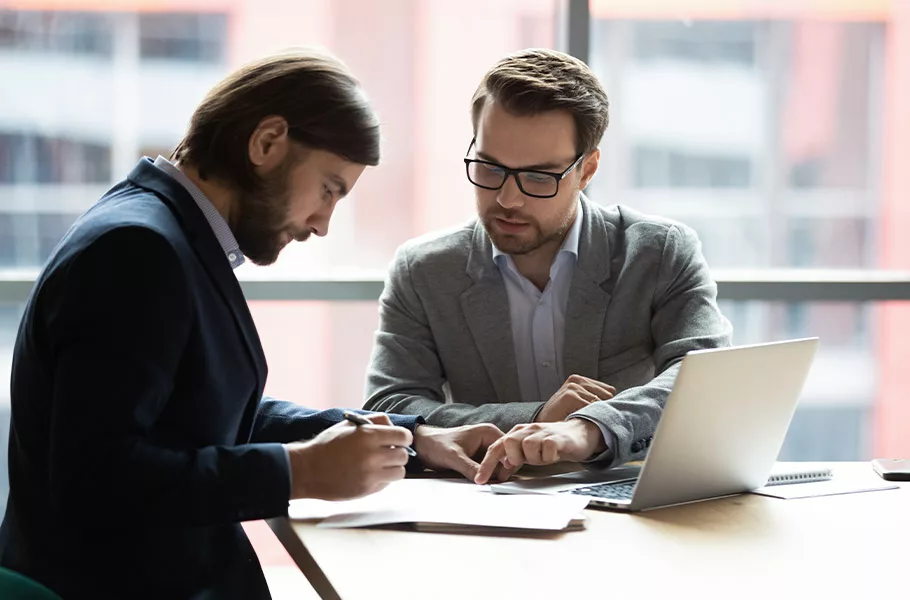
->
364;49;731;483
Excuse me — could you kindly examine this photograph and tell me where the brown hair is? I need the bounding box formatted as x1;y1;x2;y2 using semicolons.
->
172;48;379;192
471;48;609;155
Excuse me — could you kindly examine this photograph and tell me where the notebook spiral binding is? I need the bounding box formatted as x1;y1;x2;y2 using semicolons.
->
765;468;833;486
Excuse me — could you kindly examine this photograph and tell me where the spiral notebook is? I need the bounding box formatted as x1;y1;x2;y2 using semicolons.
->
752;463;898;499
764;463;833;486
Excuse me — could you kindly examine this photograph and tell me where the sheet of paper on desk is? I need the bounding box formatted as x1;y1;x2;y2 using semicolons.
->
288;479;589;531
288;479;485;520
752;478;899;499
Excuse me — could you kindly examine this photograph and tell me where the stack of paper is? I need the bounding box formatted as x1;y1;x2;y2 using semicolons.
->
288;479;589;533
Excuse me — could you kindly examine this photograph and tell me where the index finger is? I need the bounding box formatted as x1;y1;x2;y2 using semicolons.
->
474;441;507;485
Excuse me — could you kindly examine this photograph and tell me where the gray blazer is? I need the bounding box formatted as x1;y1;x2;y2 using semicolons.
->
364;199;732;466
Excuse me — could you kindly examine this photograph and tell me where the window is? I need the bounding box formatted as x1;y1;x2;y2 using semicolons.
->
781;23;876;191
139;13;228;63
0;213;80;268
0;10;113;57
0;302;22;525
590;8;895;465
0;215;17;267
634;20;756;67
633;146;753;188
786;218;871;268
0;133;111;184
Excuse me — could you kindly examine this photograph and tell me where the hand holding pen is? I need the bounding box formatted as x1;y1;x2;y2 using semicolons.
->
285;411;414;501
344;411;417;457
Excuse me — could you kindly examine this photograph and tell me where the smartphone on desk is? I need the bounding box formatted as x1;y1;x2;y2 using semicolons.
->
871;458;910;481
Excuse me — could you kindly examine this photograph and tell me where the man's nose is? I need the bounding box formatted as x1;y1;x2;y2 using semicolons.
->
496;174;525;210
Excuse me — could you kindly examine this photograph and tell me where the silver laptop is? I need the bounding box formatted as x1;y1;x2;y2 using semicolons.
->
491;338;819;511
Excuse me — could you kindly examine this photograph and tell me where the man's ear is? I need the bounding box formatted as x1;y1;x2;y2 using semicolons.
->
580;147;601;190
249;116;291;170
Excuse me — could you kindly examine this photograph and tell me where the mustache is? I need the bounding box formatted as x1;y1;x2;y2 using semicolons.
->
290;230;313;243
485;209;531;222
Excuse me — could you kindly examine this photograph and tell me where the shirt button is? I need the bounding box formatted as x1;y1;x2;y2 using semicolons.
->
541;361;552;368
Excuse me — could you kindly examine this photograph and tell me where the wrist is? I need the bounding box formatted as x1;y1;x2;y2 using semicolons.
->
531;401;548;422
571;418;606;459
284;441;311;499
412;424;436;455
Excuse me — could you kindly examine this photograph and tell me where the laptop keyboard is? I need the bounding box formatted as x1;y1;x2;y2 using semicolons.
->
563;481;637;501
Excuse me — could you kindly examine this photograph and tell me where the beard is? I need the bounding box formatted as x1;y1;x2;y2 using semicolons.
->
481;206;574;256
232;159;304;266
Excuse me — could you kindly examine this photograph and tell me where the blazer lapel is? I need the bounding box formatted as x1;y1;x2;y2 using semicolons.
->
460;222;523;404
563;198;613;379
126;159;268;393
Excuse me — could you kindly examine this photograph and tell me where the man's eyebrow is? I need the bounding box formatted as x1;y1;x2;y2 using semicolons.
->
475;150;566;172
327;173;348;197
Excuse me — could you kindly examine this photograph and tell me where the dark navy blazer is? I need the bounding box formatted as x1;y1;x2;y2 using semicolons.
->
0;158;421;599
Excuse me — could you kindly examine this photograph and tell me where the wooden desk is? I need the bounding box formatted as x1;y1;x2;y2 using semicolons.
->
268;462;907;599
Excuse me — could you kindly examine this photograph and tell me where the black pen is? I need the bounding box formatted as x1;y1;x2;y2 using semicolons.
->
343;411;417;457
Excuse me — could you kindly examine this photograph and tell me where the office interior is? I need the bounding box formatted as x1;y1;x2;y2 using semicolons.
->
1;1;908;597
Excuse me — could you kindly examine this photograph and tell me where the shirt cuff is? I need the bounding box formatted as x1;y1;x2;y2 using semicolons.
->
282;445;293;499
568;415;616;464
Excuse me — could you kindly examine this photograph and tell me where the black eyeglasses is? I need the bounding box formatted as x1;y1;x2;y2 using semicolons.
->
463;138;585;199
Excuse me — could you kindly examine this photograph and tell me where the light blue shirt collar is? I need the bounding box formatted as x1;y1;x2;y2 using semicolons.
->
152;156;245;270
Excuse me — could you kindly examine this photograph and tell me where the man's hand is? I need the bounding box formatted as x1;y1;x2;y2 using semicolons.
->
474;419;606;484
413;423;505;482
535;374;616;422
285;413;412;501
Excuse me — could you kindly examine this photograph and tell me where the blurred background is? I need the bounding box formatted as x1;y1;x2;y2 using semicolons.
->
2;0;909;594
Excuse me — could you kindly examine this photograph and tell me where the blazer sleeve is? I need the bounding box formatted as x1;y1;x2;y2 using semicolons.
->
570;224;733;466
44;227;291;527
250;400;423;443
364;246;541;431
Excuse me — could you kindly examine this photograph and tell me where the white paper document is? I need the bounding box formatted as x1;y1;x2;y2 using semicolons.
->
751;478;899;499
288;479;589;531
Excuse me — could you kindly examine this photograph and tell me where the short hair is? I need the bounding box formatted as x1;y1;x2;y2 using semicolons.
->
471;48;609;155
172;48;380;191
